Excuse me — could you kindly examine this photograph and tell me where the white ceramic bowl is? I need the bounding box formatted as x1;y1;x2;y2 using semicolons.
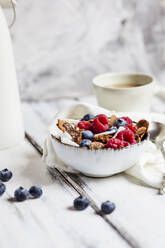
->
51;136;148;177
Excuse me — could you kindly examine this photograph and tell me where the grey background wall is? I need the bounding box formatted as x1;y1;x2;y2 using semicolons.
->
9;0;165;100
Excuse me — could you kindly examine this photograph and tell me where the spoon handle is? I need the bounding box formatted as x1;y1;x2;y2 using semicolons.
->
159;144;165;195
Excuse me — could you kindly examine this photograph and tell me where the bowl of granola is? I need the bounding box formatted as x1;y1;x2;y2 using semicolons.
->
49;113;149;177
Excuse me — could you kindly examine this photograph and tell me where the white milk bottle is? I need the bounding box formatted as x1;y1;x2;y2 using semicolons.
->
0;1;24;149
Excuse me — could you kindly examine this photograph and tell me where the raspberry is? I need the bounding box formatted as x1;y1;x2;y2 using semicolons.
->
78;121;91;130
117;129;136;144
97;114;109;125
127;125;137;133
123;141;129;147
92;114;109;134
121;117;132;126
106;138;124;149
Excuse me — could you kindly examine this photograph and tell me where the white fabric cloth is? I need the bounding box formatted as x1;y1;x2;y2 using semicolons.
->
43;102;165;189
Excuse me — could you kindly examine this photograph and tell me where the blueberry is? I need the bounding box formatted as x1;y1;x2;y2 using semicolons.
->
14;187;30;202
82;130;94;140
0;168;12;182
79;139;91;147
29;185;43;198
108;126;118;133
114;118;127;128
101;201;116;214
73;196;90;210
0;183;6;196
81;114;95;121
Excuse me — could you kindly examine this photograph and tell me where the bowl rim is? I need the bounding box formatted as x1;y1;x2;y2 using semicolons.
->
92;72;155;91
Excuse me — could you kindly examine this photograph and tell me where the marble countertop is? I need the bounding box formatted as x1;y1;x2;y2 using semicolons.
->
6;0;165;101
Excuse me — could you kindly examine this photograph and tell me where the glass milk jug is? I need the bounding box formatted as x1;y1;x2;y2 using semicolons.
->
0;2;24;149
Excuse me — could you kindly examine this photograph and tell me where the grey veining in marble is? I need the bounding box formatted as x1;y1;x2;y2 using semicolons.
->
8;0;165;100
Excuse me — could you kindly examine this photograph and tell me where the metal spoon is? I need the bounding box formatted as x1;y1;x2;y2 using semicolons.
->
150;121;165;194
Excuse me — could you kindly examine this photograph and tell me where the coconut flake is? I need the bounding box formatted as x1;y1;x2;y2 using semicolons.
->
94;129;117;137
60;132;79;147
49;118;79;147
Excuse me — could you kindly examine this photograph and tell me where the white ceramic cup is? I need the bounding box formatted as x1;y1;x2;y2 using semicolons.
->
92;73;161;113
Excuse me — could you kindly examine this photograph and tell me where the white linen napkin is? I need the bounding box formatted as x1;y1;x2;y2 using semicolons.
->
43;102;165;190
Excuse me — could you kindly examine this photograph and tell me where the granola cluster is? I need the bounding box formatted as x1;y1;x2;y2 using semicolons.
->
56;113;149;150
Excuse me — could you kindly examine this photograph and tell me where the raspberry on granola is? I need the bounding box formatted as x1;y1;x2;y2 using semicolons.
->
126;125;137;133
92;114;109;134
117;129;136;144
121;117;133;126
78;121;92;130
56;114;149;150
106;138;125;149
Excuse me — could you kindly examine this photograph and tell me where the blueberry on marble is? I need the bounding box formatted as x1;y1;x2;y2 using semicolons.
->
79;139;91;147
108;126;118;133
14;187;30;202
82;130;94;140
81;114;95;121
101;201;116;214
113;118;127;128
0;183;6;196
0;168;12;182
73;196;90;210
29;185;43;198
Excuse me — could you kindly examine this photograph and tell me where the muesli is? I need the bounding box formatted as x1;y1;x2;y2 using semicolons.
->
55;114;149;150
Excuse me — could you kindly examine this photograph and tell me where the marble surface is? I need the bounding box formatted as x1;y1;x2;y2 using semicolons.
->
7;0;165;100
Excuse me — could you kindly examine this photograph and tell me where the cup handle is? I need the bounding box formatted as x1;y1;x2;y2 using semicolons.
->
153;84;165;98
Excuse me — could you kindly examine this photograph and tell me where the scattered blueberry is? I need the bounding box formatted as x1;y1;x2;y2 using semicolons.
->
82;130;94;140
74;196;90;210
114;118;127;128
0;183;6;196
101;201;116;214
79;139;91;147
14;187;30;202
108;126;118;133
0;168;12;182
29;185;43;198
81;114;95;121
